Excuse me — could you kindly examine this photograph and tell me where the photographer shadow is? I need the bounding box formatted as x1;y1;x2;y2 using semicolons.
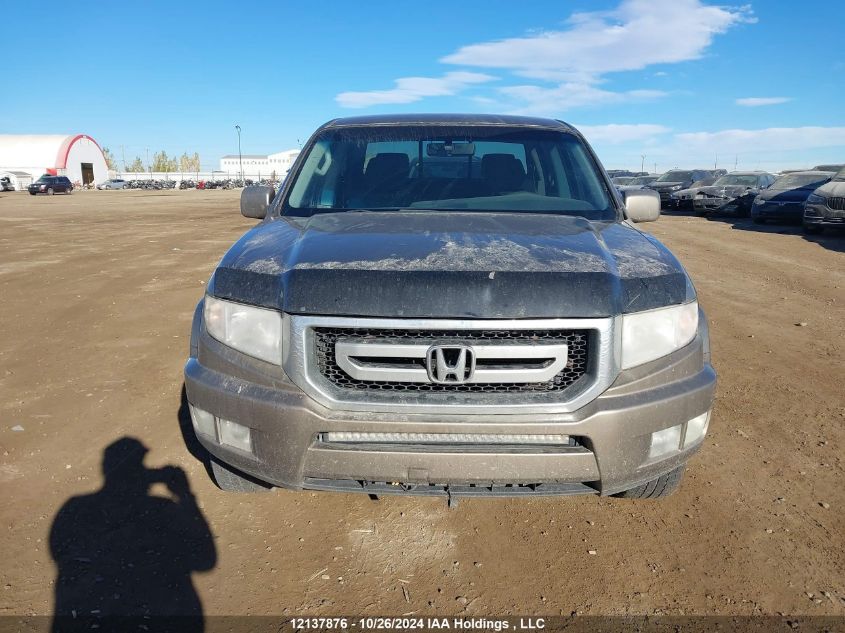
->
49;437;216;632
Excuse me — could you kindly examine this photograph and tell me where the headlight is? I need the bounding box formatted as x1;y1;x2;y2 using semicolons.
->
621;301;699;369
806;193;825;205
753;196;764;205
670;184;682;191
203;295;282;364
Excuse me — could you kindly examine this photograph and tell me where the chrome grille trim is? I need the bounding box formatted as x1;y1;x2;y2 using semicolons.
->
282;315;620;414
334;340;569;384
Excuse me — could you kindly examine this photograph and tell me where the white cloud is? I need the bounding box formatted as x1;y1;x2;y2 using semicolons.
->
336;72;495;108
498;83;665;116
335;0;753;111
574;123;671;144
674;126;845;153
441;0;754;82
735;97;792;107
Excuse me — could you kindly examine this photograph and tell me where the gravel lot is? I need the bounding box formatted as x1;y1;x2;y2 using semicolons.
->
0;189;843;618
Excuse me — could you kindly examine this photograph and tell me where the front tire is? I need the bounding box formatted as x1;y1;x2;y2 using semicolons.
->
47;187;54;195
613;465;685;499
210;457;273;493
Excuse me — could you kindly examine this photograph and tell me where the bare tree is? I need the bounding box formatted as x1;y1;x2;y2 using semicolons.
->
102;147;117;170
127;157;144;172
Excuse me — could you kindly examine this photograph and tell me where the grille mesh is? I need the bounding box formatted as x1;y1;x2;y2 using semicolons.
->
314;328;590;393
828;197;845;211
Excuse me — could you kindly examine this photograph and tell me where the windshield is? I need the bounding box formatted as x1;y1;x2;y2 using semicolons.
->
713;175;759;187
656;170;693;182
283;126;616;220
771;174;830;189
629;176;656;185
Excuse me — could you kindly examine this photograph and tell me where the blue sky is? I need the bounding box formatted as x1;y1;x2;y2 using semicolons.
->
2;0;843;172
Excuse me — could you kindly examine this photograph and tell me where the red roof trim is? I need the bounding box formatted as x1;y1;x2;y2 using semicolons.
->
56;134;106;169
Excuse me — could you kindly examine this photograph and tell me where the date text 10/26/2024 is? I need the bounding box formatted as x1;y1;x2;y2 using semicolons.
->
289;618;546;631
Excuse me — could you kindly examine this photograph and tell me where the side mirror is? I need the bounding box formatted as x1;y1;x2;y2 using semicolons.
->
622;188;660;223
240;185;275;219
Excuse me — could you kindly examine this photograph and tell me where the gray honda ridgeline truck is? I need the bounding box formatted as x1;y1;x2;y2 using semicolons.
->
185;114;715;502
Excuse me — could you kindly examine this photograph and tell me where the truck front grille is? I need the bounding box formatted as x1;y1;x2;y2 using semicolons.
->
314;327;590;393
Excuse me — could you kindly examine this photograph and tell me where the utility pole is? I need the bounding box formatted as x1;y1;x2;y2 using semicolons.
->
235;125;243;182
121;145;126;172
654;162;657;174
734;154;738;170
146;148;150;178
715;153;718;170
641;154;646;174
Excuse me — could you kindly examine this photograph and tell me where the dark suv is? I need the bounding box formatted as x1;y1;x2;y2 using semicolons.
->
28;175;73;195
648;169;713;207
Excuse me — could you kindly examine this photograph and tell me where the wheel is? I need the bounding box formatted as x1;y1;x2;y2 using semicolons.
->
66;188;72;194
47;187;54;195
29;191;36;196
210;457;272;493
613;464;685;499
752;217;765;225
803;224;823;235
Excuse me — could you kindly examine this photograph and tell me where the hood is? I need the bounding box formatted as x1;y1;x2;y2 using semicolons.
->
757;186;818;203
211;212;693;319
698;184;756;198
813;179;845;197
649;181;686;190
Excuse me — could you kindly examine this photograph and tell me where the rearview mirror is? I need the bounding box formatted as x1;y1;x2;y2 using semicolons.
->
427;141;475;157
623;188;660;223
240;185;275;219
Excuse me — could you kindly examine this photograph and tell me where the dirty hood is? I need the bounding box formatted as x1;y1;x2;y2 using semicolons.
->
211;212;693;318
697;184;757;199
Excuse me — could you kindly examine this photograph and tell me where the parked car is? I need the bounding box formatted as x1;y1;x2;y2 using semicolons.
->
648;169;713;207
611;176;636;186
184;114;715;502
691;171;776;216
28;175;73;195
615;175;660;197
0;176;14;192
812;164;843;173
751;171;834;224
803;165;845;234
97;179;128;190
666;172;724;210
625;175;659;188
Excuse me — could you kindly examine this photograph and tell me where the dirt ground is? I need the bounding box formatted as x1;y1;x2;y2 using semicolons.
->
0;189;843;619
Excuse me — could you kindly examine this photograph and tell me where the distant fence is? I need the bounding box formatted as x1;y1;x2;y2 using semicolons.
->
112;171;283;181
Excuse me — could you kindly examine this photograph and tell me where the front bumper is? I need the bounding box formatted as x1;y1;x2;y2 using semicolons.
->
752;201;804;220
184;310;716;497
804;202;845;227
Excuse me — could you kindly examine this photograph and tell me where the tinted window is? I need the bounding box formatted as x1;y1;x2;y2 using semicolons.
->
656;170;693;182
713;175;760;187
284;126;616;220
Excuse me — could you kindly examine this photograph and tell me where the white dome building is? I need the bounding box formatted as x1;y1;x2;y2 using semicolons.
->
0;134;109;187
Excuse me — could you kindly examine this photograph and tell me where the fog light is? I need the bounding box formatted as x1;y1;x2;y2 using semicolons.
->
189;405;216;439
649;424;682;459
684;411;710;447
218;418;252;452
